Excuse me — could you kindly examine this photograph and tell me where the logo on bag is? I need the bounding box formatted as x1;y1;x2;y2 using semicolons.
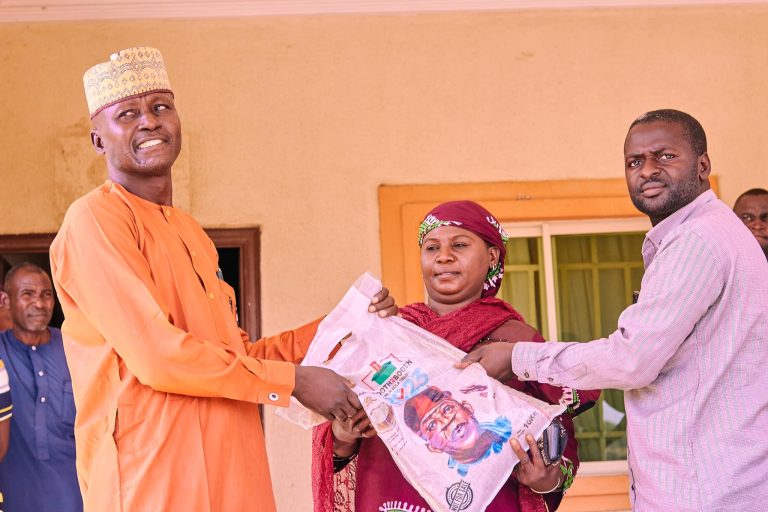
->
445;480;473;511
363;355;413;393
371;360;397;384
362;355;429;404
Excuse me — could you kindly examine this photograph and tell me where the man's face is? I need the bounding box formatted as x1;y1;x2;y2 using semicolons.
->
417;396;481;455
624;121;709;225
2;269;54;334
734;195;768;251
91;91;182;178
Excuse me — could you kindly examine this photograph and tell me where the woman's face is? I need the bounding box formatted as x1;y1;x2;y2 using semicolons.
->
420;225;499;307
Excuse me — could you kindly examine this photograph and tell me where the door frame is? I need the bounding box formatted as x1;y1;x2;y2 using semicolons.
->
0;228;261;338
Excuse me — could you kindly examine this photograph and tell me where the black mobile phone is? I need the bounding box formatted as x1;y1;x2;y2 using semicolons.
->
537;418;567;466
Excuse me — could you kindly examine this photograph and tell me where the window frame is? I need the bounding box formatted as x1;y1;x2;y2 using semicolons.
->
503;217;650;341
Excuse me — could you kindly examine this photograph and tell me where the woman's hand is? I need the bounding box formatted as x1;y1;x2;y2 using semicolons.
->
510;434;563;494
369;287;398;318
331;408;376;458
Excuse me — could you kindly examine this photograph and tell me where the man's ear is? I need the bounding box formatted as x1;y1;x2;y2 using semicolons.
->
698;152;712;181
0;292;9;309
91;129;105;154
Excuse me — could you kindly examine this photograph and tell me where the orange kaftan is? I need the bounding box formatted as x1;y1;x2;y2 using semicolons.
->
50;181;319;511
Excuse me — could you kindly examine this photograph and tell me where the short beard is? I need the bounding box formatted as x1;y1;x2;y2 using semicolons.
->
630;163;702;221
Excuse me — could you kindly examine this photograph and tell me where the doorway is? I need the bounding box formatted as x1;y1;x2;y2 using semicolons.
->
0;228;261;339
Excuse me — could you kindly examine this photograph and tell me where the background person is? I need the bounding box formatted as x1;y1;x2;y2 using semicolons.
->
0;263;81;511
733;187;768;259
313;201;598;512
460;110;768;510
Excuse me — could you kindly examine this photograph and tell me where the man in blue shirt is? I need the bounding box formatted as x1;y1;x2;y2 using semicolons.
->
0;263;81;511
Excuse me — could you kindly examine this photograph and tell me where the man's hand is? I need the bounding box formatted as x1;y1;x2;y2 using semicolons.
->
455;342;516;382
368;287;398;318
292;366;361;422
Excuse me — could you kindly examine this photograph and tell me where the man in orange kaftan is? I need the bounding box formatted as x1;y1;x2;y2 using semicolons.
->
49;47;395;511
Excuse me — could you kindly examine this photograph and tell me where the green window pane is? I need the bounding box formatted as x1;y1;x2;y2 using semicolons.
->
505;237;540;265
557;268;595;341
500;229;645;462
553;232;645;462
596;233;644;262
598;269;627;336
498;237;547;337
554;236;592;264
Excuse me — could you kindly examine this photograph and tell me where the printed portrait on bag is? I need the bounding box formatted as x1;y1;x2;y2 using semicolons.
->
403;385;512;476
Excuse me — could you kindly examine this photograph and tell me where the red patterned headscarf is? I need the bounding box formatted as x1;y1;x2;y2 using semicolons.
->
418;200;509;297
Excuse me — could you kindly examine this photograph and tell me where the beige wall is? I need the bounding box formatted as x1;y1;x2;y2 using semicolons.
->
1;6;766;509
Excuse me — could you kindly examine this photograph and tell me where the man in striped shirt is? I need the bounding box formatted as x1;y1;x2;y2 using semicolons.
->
460;109;768;510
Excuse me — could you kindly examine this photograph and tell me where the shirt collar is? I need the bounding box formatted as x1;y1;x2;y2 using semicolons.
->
106;180;173;213
4;328;53;353
644;189;716;251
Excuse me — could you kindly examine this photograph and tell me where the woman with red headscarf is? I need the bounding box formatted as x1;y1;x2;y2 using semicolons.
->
312;201;599;512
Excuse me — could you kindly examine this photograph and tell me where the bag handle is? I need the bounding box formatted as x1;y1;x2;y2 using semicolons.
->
301;272;382;366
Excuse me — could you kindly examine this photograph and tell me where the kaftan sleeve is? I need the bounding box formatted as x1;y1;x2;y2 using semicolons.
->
241;318;321;363
51;194;301;407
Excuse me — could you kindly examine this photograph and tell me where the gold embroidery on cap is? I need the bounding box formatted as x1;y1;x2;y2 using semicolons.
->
83;46;172;117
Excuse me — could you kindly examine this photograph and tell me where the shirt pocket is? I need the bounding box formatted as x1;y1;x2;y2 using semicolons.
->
218;280;239;325
61;379;76;430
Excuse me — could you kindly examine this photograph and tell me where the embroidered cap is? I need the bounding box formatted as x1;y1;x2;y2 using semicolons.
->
83;46;173;118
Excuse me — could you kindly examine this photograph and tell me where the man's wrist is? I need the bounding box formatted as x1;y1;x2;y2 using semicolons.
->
511;342;538;381
290;365;303;397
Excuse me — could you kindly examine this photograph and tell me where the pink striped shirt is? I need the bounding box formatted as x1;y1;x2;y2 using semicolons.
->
513;190;768;511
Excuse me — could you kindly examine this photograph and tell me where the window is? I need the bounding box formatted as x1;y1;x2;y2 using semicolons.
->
498;217;650;462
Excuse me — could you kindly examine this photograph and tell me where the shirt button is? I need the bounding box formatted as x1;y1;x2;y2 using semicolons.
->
191;251;196;257
524;371;530;379
38;370;45;377
31;346;37;351
548;377;554;382
40;397;46;403
208;292;215;300
164;209;171;217
268;392;279;402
